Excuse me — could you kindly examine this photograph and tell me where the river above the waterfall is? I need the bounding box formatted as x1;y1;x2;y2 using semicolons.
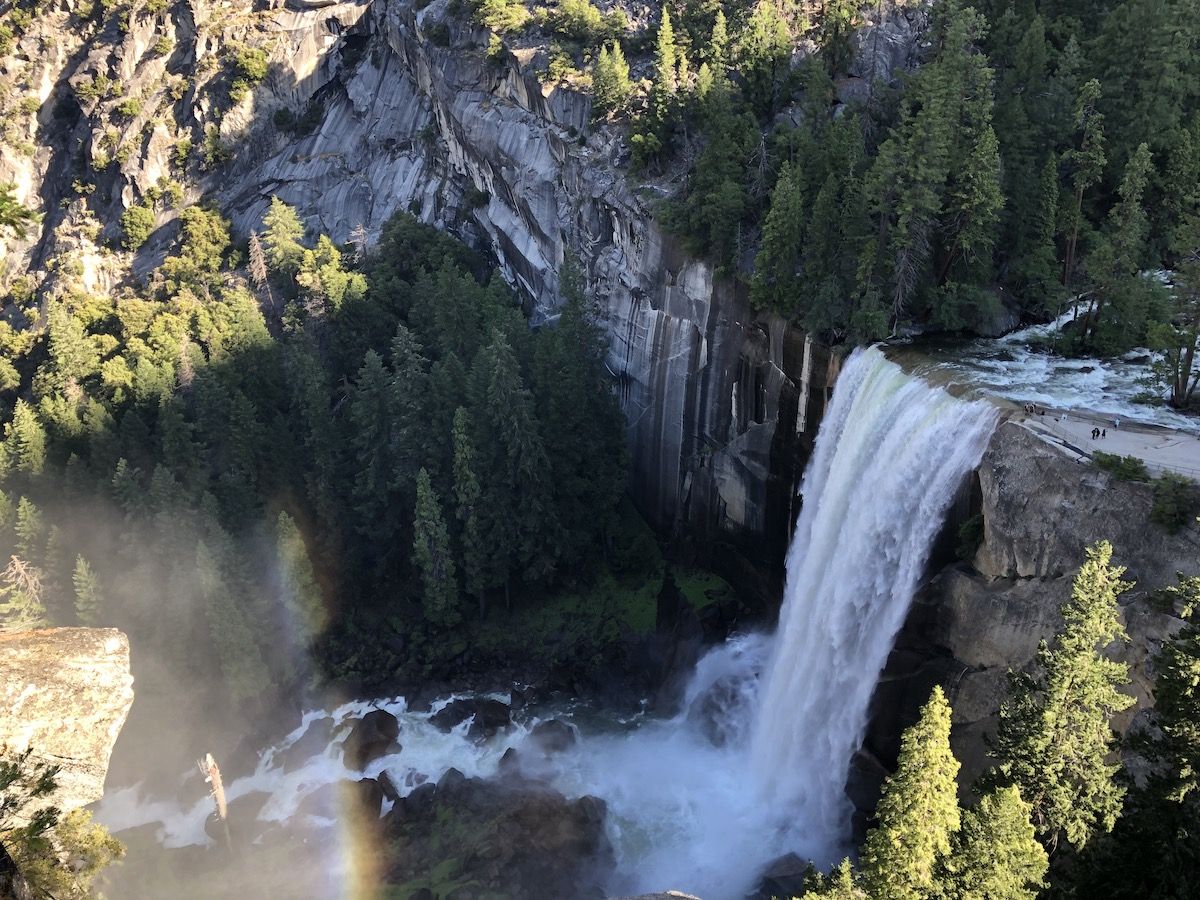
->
895;314;1200;435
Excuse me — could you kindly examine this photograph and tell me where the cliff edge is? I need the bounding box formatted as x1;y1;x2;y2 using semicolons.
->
0;628;135;812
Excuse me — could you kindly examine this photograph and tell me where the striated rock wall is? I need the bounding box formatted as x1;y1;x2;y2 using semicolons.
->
864;421;1200;792
209;0;852;562
0;627;135;812
2;1;936;570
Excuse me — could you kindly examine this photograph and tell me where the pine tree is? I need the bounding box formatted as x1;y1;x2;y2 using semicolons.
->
41;304;100;396
667;75;752;274
197;539;269;704
388;323;433;491
709;8;729;77
14;497;43;561
472;329;558;598
1019;155;1062;317
532;254;626;570
3;400;46;477
652;7;677;106
863;3;997;326
991;13;1050;280
0;181;34;240
0;183;37;239
989;540;1134;850
413;468;460;628
632;7;679;165
1068;574;1200;898
591;41;631;118
805;858;867;899
248;230;274;309
751;162;805;312
40;526;69;620
451;407;487;615
938;122;1003;286
818;0;858;73
283;339;339;530
1061;79;1105;290
1093;0;1199;177
1084;142;1154;349
1147;205;1200;408
275;511;325;642
938;785;1048;900
860;686;961;900
1147;574;1200;803
262;196;305;277
73;556;103;626
734;0;792;119
348;350;396;538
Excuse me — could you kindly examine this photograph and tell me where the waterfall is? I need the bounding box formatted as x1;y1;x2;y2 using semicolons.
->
93;346;1000;900
749;345;998;844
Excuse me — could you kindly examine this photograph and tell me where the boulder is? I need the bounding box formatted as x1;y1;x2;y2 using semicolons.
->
376;770;402;802
340;709;400;770
685;671;758;748
753;852;810;900
0;628;134;812
384;771;612;899
497;746;522;776
529;719;576;754
429;698;512;740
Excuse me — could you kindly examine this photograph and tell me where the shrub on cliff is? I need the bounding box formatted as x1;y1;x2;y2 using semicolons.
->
0;184;37;240
119;203;155;251
1151;472;1198;533
472;0;529;34
591;41;631;119
1092;451;1151;482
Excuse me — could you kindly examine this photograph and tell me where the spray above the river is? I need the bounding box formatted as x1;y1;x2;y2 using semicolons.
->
97;347;999;899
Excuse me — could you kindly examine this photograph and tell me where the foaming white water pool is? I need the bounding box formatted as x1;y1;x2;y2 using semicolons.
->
96;695;533;849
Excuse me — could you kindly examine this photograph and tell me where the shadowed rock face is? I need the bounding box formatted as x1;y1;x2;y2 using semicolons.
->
0;628;135;812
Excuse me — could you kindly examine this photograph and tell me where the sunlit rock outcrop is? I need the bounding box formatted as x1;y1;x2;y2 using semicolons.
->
0;628;135;812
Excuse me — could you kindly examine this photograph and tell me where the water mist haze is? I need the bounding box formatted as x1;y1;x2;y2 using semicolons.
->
90;346;999;899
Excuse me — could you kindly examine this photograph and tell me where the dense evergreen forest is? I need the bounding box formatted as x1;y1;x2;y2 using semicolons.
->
0;199;653;706
475;0;1199;407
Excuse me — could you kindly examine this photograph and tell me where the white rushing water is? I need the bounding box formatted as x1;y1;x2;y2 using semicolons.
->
913;308;1200;434
749;346;998;841
96;347;998;899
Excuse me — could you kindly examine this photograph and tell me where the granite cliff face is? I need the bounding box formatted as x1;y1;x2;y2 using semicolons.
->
207;0;854;561
864;421;1199;791
0;628;135;812
0;0;937;572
